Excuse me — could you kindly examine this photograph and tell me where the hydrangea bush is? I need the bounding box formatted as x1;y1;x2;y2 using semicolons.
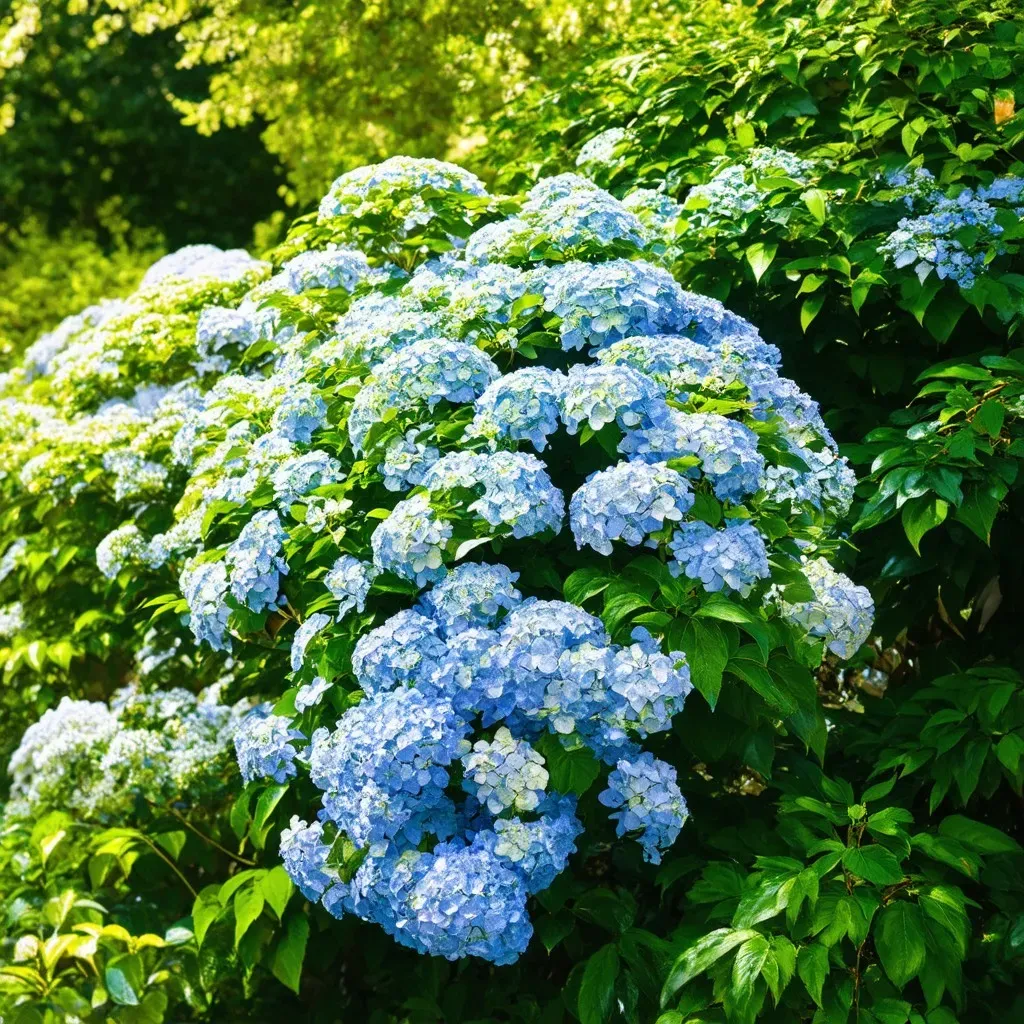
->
37;158;867;967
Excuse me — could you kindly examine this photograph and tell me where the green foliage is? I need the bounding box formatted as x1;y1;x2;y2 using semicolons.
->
3;0;1024;1021
0;217;159;367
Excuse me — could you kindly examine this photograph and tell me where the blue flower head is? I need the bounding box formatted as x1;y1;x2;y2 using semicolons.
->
598;752;689;864
371;493;453;586
469;367;566;451
560;363;666;435
325;554;379;620
570;461;694;556
226;510;289;612
418;562;522;637
669;520;770;597
234;703;303;784
351;608;449;695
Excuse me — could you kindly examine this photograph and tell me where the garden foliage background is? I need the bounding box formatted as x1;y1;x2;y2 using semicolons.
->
1;1;1024;1022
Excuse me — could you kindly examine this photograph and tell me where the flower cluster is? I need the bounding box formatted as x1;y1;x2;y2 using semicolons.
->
879;176;1020;289
2;157;874;971
5;686;247;821
264;562;690;962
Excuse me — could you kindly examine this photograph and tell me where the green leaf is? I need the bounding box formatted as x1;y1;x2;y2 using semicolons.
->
104;954;143;1007
271;913;309;994
953;485;1000;544
578;943;619;1024
564;567;613;605
251;784;289;850
261;865;294;919
191;887;223;948
732;934;771;997
842;845;905;886
662;928;760;1003
681;618;729;709
801;189;827;224
938;815;1022;854
797;943;828;1007
234;886;265;948
745;242;778;283
535;735;600;796
901;496;948;555
875;902;927;988
972;399;1005;438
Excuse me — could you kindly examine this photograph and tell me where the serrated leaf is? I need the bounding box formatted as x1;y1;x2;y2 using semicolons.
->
578;943;619;1024
271;913;309;994
875;902;926;988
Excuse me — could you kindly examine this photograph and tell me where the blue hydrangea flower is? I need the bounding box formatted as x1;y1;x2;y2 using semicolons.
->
461;727;548;814
351;608;448;695
97;523;151;580
280;816;335;900
469;367;566;451
309;687;470;848
418;562;522;637
598;334;739;395
669;520;770;596
272;450;344;509
291;612;332;673
274;247;390;294
774;557;874;658
371;493;453;586
318;156;487;225
622;188;684;239
624;410;765;502
348;338;499;453
463;218;533;265
575;128;631;167
226;510;289;612
484;794;583;893
523;188;646;252
441;264;536;336
324;554;378;620
606;630;693;737
295;676;333;712
234;703;303;784
414;840;534;964
180;559;232;651
539;259;690;351
316;292;441;368
270;383;328;443
598;752;689;864
422;451;565;539
422;626;509;723
492;598;609;715
380;429;440;491
570;461;694;556
560;363;666;435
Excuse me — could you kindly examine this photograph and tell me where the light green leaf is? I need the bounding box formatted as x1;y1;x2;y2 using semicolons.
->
234;886;265;948
261;865;294;919
662;928;760;1003
271;913;309;994
746;242;778;284
875;902;926;988
901;496;948;555
797;943;828;1007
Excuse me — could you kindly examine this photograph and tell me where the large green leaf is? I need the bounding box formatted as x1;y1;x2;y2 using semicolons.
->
875;902;926;988
578;943;619;1024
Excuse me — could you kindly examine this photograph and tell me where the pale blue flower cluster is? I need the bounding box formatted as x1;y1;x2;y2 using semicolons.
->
234;703;303;784
469;368;565;451
570;461;694;555
318;156;487;226
624;411;765;501
380;429;440;491
226;510;289;612
417;563;521;636
271;248;390;294
270;383;328;443
180;559;232;651
774;557;874;658
295;676;333;712
270;562;689;962
879;174;1024;289
140;244;267;288
272;450;344;509
324;554;378;620
291;612;333;673
575;127;631;168
540;259;690;350
371;493;453;586
316;292;441;367
622;189;684;237
669;520;770;596
421;450;565;540
599;753;688;864
560;364;663;434
349;338;499;453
